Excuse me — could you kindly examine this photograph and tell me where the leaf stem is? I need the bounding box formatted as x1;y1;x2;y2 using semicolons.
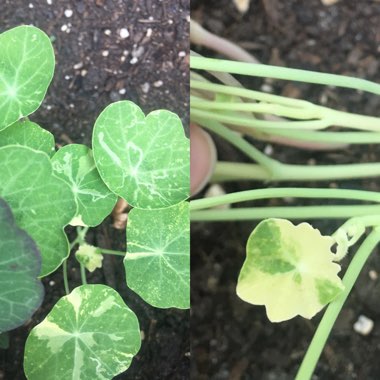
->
213;161;380;182
295;228;380;380
190;188;380;211
80;263;87;285
63;259;70;295
191;206;380;222
99;248;126;257
191;57;380;95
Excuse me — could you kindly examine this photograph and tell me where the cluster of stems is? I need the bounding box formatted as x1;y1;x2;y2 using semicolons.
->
190;55;380;379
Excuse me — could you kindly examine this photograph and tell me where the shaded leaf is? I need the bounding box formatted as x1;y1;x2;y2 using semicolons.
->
0;198;44;333
0;146;76;276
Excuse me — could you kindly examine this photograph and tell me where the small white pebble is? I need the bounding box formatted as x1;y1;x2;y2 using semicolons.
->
120;56;126;62
69;103;75;108
123;50;129;56
153;80;163;88
64;9;73;18
102;50;109;57
353;315;374;336
264;144;273;156
46;105;52;110
61;24;68;32
49;280;55;286
148;16;154;21
47;0;52;4
168;19;173;24
80;69;87;77
118;88;126;95
146;28;153;38
29;3;34;8
73;62;83;70
178;51;186;57
261;84;273;93
64;75;70;80
369;270;378;280
130;57;138;65
104;29;111;36
119;28;129;39
141;82;150;93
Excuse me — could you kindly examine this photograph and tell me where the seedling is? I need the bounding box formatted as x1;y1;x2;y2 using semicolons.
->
0;25;190;379
190;54;380;379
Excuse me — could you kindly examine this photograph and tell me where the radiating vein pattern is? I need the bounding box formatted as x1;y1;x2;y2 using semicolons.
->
125;202;190;308
52;144;117;227
0;198;44;333
0;26;54;130
93;101;190;209
0;146;76;276
24;285;141;380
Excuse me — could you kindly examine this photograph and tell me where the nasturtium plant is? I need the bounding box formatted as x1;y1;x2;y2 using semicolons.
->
0;24;190;379
125;201;190;308
92;101;190;209
24;285;141;380
237;218;344;322
0;119;55;156
0;25;54;131
0;145;76;276
52;144;117;227
0;198;44;333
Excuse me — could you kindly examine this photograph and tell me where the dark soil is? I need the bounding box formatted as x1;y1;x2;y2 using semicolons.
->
0;1;189;379
191;1;380;379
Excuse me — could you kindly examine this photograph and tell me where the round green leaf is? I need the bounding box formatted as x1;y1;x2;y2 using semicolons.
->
24;285;141;380
0;26;55;131
92;101;190;209
237;218;344;322
0;146;76;276
0;198;44;333
52;144;117;227
0;119;55;157
124;202;190;308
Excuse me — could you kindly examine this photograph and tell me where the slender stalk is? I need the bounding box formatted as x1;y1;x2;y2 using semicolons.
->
191;56;380;95
80;264;87;285
190;188;380;211
261;129;380;145
213;161;380;182
191;114;279;172
295;228;380;380
191;205;380;222
191;79;314;108
100;248;126;257
191;108;329;131
63;259;70;295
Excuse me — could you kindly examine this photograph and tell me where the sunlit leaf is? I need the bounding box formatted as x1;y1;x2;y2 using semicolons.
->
0;119;55;157
0;26;54;131
0;198;44;333
24;285;141;380
125;202;190;308
92;101;190;209
0;146;76;276
237;218;344;322
52;144;117;226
